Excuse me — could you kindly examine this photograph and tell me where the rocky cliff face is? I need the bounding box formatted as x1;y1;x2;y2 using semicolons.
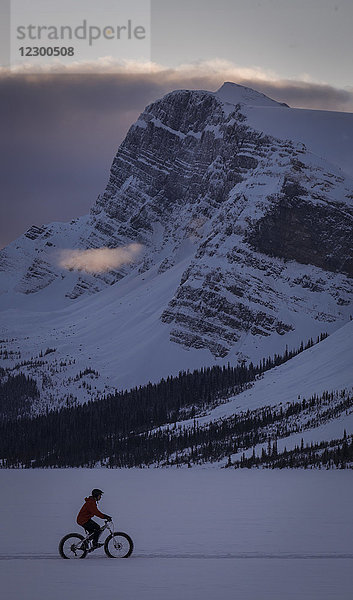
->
0;82;352;402
89;86;353;356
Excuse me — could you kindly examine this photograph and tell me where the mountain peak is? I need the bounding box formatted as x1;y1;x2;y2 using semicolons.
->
216;82;289;108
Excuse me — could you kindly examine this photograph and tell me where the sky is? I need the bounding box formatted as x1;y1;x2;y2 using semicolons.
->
151;0;353;89
1;0;353;248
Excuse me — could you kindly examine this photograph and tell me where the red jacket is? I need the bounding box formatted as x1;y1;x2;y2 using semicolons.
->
77;496;107;526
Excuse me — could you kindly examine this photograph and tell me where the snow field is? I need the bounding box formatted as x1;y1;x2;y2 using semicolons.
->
167;320;353;464
1;469;353;599
243;103;353;179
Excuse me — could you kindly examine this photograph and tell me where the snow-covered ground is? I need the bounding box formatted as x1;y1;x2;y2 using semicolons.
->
1;469;352;599
162;319;353;465
201;320;353;420
243;103;353;179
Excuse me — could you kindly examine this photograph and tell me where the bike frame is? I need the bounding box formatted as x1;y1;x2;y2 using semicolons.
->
78;520;114;550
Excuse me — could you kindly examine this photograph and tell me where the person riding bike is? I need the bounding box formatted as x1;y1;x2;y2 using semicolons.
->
76;488;112;551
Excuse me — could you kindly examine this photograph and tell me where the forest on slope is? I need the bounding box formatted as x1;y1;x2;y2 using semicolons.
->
3;334;348;469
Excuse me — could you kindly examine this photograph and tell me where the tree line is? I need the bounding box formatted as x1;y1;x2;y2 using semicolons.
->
230;432;353;470
0;369;39;421
0;333;334;468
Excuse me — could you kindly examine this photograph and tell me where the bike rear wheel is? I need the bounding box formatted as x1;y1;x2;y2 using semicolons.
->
104;532;133;558
59;533;87;559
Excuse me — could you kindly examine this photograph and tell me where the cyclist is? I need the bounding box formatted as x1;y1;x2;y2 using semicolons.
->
76;488;112;551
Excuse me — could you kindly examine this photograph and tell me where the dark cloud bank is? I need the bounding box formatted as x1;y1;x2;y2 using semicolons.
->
1;70;352;247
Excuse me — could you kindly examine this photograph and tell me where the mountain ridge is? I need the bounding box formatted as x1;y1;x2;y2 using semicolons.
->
215;81;290;108
0;82;352;409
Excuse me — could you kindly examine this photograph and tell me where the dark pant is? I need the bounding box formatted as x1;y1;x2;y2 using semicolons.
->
83;519;101;546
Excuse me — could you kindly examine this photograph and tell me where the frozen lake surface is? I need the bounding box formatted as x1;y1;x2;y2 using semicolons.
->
1;468;352;599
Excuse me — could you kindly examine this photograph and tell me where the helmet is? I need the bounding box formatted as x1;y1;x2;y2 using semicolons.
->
92;488;104;499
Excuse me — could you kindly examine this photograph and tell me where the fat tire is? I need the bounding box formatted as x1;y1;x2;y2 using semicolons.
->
104;532;133;558
59;533;87;559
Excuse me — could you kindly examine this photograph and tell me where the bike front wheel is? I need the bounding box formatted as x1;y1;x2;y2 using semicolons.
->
59;533;87;559
104;532;133;558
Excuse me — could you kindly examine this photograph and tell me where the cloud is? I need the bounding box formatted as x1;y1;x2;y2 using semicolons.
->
1;57;276;81
57;244;143;273
1;58;353;112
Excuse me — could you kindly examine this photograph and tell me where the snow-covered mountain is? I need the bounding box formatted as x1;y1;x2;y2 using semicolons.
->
1;82;352;408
